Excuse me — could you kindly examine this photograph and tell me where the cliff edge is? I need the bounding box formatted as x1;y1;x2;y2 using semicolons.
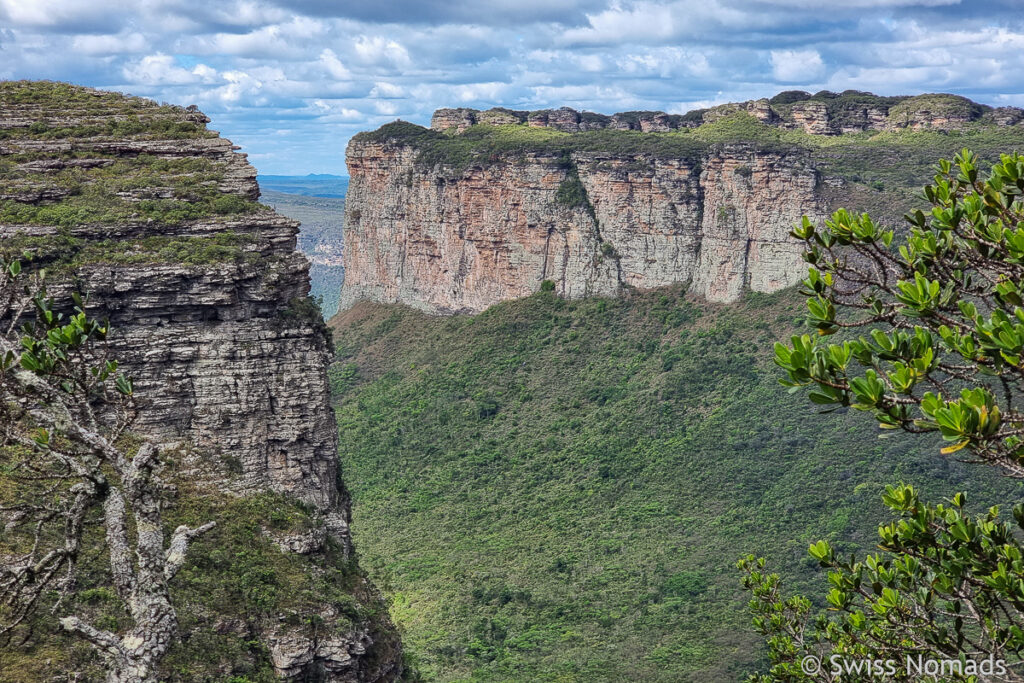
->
340;91;1024;314
0;81;402;681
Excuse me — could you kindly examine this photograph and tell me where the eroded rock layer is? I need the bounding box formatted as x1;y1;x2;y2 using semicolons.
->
431;91;1023;136
340;138;824;313
0;81;401;682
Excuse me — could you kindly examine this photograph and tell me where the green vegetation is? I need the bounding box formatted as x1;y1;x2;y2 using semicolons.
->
0;154;263;228
4;230;258;271
329;288;1021;682
742;150;1024;680
0;193;262;228
352;121;707;173
0;115;207;141
0;81;215;141
888;93;988;122
554;164;595;220
0;82;261;229
1;80;154;108
0;483;387;681
770;90;908;127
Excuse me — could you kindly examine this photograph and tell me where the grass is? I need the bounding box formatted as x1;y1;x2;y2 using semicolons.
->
0;193;263;228
3;230;261;272
0;80;215;141
328;287;1022;682
0;82;260;228
352;122;708;173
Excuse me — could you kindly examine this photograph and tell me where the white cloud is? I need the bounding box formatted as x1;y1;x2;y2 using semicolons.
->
576;54;604;72
319;48;352;80
218;69;263;103
0;0;111;28
452;82;511;103
370;81;405;98
560;2;676;46
122;54;218;86
619;48;713;78
309;99;364;121
71;32;148;55
353;36;411;68
770;49;825;83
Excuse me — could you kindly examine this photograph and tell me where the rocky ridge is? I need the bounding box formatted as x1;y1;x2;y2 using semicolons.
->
432;90;1023;136
341;90;1024;315
0;81;402;681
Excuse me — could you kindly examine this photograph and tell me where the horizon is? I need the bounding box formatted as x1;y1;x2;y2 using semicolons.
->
2;0;1023;174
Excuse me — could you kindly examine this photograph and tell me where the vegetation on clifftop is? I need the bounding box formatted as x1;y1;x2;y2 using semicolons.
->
351;109;1024;214
0;80;216;140
0;82;264;228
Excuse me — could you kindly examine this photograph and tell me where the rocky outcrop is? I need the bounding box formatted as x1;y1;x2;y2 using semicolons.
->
339;136;823;313
429;91;1017;137
0;82;401;682
788;101;833;135
344;89;1021;316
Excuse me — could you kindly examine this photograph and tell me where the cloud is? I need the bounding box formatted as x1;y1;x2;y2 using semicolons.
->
0;0;122;32
353;36;412;69
770;49;825;82
1;0;1023;173
319;49;352;80
261;0;598;26
123;54;219;86
71;32;149;55
370;81;405;98
559;2;677;46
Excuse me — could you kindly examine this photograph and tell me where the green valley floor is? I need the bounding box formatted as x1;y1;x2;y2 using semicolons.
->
328;286;1022;682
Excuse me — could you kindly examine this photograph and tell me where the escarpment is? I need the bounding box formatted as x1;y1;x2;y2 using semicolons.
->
342;91;1024;315
341;130;824;313
431;91;1024;136
0;81;402;681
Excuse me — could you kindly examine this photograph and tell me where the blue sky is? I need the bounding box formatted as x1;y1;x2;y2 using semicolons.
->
2;0;1023;174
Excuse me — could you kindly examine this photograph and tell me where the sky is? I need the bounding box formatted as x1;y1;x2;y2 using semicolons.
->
2;0;1023;174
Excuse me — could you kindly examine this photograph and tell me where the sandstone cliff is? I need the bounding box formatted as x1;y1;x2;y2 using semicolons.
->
0;81;401;681
432;91;1023;136
342;90;1024;315
341;133;823;313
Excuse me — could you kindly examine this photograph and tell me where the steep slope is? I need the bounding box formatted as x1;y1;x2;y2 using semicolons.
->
0;81;401;681
328;289;1022;682
340;93;1024;314
341;132;822;312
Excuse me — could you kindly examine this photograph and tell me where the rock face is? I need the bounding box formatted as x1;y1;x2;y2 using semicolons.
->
343;89;1022;316
429;92;1019;137
0;82;401;681
340;138;824;313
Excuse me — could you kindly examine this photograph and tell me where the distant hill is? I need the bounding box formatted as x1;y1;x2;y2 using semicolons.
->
260;189;346;318
258;174;349;198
